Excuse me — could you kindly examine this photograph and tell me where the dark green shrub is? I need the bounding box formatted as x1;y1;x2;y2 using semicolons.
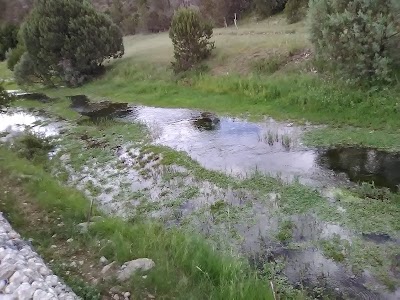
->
0;84;12;108
252;55;288;74
285;0;308;24
0;24;19;61
14;53;39;86
254;0;288;18
6;43;25;71
21;0;124;86
309;0;400;83
12;133;53;164
169;8;215;73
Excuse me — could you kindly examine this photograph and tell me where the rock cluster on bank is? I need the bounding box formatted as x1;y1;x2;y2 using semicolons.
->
0;213;78;300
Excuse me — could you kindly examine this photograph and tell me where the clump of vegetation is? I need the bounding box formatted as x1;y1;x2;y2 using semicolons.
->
0;23;18;61
169;8;215;73
355;182;392;201
276;219;294;243
6;42;25;71
285;0;308;24
309;0;400;83
13;52;37;86
320;234;350;262
252;55;288;74
12;133;53;163
0;84;12;108
210;200;227;214
20;0;124;86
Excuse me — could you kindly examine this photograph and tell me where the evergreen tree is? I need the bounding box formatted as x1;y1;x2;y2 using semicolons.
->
169;8;215;72
21;0;124;86
0;24;19;61
309;0;400;83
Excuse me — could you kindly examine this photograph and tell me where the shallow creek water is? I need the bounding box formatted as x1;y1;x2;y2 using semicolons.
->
1;100;400;299
124;106;400;191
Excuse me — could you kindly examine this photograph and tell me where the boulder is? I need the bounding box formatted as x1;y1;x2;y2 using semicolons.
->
193;112;220;130
68;95;132;119
117;258;155;281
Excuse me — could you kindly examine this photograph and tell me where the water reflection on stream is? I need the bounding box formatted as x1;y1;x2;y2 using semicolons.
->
124;106;400;190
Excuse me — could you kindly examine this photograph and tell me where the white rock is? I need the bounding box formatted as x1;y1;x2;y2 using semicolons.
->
45;275;59;287
77;221;96;234
39;266;50;276
124;291;131;298
48;287;58;296
31;281;46;290
66;238;74;243
33;289;51;300
8;232;19;239
23;268;40;282
9;270;29;285
2;254;17;265
4;281;19;294
117;258;155;281
59;293;76;300
113;295;120;300
101;261;116;276
0;262;16;279
20;248;31;257
15;282;35;299
99;256;108;265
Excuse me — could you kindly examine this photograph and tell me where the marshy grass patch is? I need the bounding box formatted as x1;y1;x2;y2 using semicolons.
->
0;146;275;299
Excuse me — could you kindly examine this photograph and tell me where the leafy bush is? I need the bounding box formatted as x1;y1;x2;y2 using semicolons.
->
0;24;19;61
169;8;215;73
309;0;400;83
285;0;308;24
6;43;25;71
21;0;124;86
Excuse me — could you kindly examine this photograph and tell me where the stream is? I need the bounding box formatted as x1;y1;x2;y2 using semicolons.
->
1;95;400;299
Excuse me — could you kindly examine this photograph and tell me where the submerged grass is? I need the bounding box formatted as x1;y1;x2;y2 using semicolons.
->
0;146;274;299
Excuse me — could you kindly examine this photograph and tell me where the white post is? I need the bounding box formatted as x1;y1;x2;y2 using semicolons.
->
234;13;238;30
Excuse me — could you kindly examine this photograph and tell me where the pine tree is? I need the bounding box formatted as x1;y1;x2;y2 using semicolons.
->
21;0;124;86
169;8;215;72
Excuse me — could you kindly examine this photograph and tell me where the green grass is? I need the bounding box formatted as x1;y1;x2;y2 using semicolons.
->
275;219;294;243
304;127;400;151
40;63;400;130
0;146;274;299
319;235;349;262
0;62;18;89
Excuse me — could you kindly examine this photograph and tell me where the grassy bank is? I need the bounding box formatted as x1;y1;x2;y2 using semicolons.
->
0;146;274;300
28;15;398;131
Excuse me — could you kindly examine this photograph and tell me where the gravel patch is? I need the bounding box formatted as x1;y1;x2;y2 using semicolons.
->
0;213;79;299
